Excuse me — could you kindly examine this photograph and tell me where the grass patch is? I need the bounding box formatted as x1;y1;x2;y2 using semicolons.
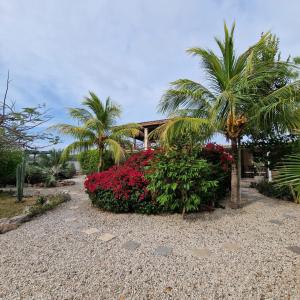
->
0;192;36;219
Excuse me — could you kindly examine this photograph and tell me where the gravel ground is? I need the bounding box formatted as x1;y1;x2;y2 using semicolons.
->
0;176;300;300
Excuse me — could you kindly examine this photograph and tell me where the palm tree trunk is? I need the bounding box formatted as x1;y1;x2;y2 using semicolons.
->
229;138;241;209
97;147;103;172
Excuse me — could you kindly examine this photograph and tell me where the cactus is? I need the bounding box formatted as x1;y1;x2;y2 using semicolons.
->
16;156;26;202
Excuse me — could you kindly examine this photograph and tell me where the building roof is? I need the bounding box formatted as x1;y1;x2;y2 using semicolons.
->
137;119;168;127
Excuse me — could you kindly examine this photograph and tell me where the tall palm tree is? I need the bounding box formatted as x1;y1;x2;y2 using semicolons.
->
54;92;140;171
158;23;300;208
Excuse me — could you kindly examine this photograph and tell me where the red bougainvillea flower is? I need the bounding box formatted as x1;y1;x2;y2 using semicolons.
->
84;150;155;200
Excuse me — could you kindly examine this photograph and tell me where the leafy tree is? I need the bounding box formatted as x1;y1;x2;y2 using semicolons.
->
0;72;59;150
157;23;300;208
54;92;140;171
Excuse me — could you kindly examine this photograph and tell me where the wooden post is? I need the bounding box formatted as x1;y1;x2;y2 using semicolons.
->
144;128;148;150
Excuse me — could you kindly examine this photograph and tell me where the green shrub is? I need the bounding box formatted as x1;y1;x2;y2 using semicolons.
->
25;165;48;184
0;149;23;185
146;150;219;217
86;150;162;214
89;189;162;214
28;193;71;217
78;150;113;174
57;162;76;179
251;180;293;201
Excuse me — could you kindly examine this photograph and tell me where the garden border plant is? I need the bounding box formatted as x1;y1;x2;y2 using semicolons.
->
0;192;71;234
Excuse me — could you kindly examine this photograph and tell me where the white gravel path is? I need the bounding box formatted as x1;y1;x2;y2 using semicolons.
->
0;176;300;299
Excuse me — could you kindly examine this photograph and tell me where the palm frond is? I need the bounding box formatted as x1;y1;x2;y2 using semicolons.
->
159;79;215;114
52;124;96;141
61;140;94;161
105;138;125;164
150;117;214;148
68;108;93;123
255;80;300;131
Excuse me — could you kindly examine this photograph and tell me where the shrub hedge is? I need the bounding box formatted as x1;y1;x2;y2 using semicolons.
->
85;144;232;215
0;149;23;185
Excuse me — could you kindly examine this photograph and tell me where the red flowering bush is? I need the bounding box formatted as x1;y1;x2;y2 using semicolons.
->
203;143;233;171
84;150;161;213
200;143;232;200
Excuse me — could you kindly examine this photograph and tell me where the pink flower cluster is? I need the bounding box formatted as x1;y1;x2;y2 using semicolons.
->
204;143;233;170
84;150;155;200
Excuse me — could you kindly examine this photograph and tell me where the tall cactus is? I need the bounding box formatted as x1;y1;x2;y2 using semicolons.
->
16;156;26;202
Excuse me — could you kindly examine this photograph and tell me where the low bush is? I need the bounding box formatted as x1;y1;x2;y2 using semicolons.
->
146;150;218;216
25;165;48;184
0;149;23;185
27;193;71;217
78;150;113;174
251;180;294;201
85;150;162;214
85;145;231;216
200;143;232;200
57;162;76;179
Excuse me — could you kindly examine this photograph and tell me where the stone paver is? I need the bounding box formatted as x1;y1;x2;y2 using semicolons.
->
190;248;210;258
269;219;283;225
98;233;116;242
283;214;297;220
223;242;241;251
122;240;141;250
287;246;300;255
64;217;77;222
70;206;79;210
81;228;99;235
154;246;172;257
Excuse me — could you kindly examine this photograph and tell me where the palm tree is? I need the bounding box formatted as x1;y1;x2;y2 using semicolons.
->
54;92;140;171
274;154;300;204
158;23;300;208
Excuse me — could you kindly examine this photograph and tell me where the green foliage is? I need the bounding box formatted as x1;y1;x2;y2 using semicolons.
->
157;22;300;206
145;150;218;217
53;92;140;171
89;189;162;214
28;193;71;217
252;180;293;202
58;162;76;179
35;196;47;205
0;149;23;185
274;154;300;203
78;150;113;174
16;156;26;202
243;134;300;169
25;165;48;184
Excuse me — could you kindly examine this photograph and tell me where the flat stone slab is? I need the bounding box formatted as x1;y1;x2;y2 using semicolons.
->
287;246;300;255
223;242;241;251
154;246;172;257
190;248;210;258
269;219;283;225
70;206;79;210
282;214;297;220
98;233;116;242
122;240;140;250
64;217;77;222
81;228;99;235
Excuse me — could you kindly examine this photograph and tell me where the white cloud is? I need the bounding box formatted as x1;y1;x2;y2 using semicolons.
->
0;0;299;132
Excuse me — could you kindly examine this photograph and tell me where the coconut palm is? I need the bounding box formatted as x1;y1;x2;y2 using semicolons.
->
54;92;140;171
274;154;300;204
158;23;300;208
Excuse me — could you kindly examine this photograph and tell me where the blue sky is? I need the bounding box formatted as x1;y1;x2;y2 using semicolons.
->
0;0;300;146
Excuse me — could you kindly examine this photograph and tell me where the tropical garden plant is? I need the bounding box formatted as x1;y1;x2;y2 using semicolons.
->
145;148;218;218
274;154;300;203
53;92;140;171
157;23;300;208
